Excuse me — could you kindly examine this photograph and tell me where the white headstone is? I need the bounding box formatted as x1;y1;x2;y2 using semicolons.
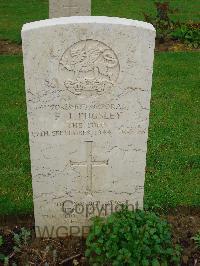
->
49;0;91;18
22;16;155;237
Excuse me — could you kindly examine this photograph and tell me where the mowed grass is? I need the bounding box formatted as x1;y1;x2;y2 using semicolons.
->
0;0;199;43
0;0;48;43
145;52;200;208
93;0;200;23
0;56;32;215
0;52;199;215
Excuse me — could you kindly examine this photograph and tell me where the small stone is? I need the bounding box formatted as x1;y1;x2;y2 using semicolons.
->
73;259;79;265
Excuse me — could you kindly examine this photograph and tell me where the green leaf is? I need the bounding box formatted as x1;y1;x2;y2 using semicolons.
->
0;236;3;246
161;260;168;266
85;249;91;257
95;247;102;255
152;258;160;266
142;258;149;266
0;253;5;261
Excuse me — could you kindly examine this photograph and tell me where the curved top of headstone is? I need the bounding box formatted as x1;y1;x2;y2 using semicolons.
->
22;16;155;33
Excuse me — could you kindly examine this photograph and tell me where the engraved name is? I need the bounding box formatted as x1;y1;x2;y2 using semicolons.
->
68;112;121;120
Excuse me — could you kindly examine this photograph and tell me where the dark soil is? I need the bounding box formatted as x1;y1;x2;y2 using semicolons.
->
166;213;200;265
0;225;87;266
155;39;199;52
0;40;22;55
0;39;199;55
0;209;200;265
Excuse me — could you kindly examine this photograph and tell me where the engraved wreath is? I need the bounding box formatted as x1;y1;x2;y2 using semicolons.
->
59;40;120;95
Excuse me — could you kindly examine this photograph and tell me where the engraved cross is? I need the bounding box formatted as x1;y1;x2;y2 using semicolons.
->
63;0;80;16
70;141;108;192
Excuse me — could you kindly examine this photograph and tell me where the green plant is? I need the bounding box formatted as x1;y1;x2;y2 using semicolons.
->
13;228;31;253
0;235;5;261
0;235;9;266
0;229;31;265
171;24;200;48
144;1;177;42
192;231;200;249
86;209;181;265
1;0;199;44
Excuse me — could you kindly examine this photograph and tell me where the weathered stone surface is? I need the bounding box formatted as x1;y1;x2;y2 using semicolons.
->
49;0;91;18
22;16;155;237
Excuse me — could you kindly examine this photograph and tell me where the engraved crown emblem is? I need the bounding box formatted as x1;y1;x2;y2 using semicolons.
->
59;40;120;96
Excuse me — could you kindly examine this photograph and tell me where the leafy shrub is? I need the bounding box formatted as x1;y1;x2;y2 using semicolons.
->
192;231;200;248
85;209;181;265
144;1;177;42
13;227;31;253
171;24;200;48
143;1;200;48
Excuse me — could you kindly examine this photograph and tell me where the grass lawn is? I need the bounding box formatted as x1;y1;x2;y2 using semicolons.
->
0;0;199;43
0;52;199;215
145;51;200;208
0;55;32;215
